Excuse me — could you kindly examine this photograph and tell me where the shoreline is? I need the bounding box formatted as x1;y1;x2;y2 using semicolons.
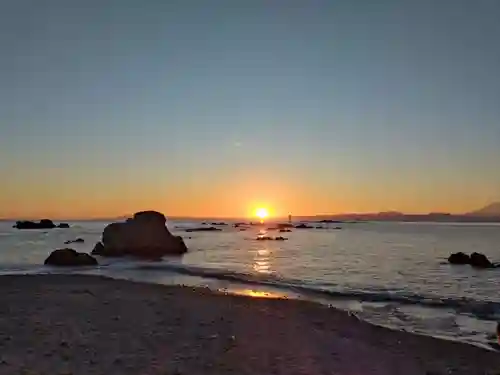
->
1;274;499;374
0;261;499;349
2;264;496;349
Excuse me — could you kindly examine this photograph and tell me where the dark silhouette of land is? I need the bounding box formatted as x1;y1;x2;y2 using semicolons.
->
466;202;500;217
290;202;500;223
313;202;500;223
309;212;500;223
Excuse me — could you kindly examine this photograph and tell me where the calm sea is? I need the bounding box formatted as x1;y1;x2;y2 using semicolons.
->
1;219;500;348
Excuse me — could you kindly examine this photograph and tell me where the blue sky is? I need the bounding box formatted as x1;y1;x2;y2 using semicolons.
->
1;0;499;218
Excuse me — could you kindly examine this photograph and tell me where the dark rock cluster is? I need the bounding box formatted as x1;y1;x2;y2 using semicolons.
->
448;252;496;269
14;219;70;229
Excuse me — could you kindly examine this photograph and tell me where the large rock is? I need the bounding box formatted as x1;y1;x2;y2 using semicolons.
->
448;252;470;265
44;249;98;266
92;211;187;258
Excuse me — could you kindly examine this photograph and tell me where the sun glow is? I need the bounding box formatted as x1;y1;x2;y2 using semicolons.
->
255;207;269;219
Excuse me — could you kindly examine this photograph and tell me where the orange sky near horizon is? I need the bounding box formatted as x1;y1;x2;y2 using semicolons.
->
0;170;497;219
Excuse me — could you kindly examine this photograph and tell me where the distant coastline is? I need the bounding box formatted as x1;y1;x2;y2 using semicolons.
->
308;213;500;223
320;202;500;223
2;202;499;223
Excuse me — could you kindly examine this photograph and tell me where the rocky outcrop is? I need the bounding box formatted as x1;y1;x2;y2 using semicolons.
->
14;219;56;229
44;249;98;266
64;238;84;244
448;252;495;269
14;220;70;229
91;211;187;258
185;227;222;232
256;236;288;241
295;223;314;229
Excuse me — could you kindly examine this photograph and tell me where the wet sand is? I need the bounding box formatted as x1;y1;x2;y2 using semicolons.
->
0;274;498;375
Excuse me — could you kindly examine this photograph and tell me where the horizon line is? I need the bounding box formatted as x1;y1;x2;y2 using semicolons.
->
2;211;500;222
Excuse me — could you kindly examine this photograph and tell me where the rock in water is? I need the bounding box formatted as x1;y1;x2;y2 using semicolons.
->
448;251;495;269
295;223;314;229
44;249;98;266
448;252;470;265
14;219;70;229
256;236;288;241
185;227;222;232
92;211;187;258
64;238;84;244
14;219;57;229
470;252;494;268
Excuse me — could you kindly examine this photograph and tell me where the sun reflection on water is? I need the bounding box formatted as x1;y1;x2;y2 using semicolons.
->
253;246;271;274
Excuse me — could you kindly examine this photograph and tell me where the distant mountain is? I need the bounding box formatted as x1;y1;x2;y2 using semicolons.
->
466;202;500;216
310;207;500;222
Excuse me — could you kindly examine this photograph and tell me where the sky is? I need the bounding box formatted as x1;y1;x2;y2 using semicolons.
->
1;0;499;219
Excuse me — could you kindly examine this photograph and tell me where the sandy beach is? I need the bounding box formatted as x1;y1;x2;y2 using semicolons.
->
0;275;498;375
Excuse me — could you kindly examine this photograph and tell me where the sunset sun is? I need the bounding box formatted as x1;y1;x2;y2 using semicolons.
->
255;207;269;220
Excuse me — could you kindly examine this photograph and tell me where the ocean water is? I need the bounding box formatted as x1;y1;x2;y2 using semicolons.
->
1;219;500;349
